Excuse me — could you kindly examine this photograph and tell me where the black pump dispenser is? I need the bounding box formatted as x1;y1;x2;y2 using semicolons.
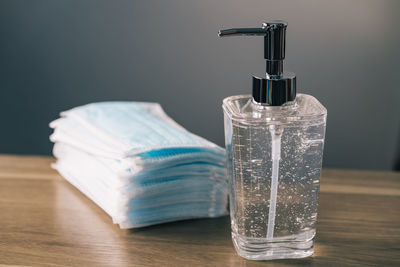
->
219;21;296;106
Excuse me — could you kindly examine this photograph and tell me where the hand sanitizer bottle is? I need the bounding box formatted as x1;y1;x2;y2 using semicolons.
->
219;21;327;260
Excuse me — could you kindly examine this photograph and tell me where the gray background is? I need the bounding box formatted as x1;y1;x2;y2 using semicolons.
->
0;0;399;170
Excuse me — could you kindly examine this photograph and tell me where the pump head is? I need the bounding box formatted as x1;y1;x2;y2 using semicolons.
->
219;21;296;106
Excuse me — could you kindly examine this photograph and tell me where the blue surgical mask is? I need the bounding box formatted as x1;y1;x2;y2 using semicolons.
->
50;101;228;228
51;102;224;157
53;143;228;228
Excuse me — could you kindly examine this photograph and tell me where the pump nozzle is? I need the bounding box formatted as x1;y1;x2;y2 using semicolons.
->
219;21;286;65
218;27;270;37
219;21;296;106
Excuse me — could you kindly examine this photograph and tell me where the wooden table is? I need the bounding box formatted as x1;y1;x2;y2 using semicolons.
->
0;155;399;266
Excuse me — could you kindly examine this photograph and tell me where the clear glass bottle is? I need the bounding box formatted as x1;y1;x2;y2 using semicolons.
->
223;94;326;260
219;21;327;260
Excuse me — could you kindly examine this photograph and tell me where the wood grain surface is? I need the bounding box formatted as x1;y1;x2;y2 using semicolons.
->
0;155;399;266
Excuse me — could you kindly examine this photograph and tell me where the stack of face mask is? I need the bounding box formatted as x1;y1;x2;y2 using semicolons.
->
50;102;228;228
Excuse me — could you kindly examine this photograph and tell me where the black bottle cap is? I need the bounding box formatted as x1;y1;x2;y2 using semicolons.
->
219;21;296;106
252;74;296;106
